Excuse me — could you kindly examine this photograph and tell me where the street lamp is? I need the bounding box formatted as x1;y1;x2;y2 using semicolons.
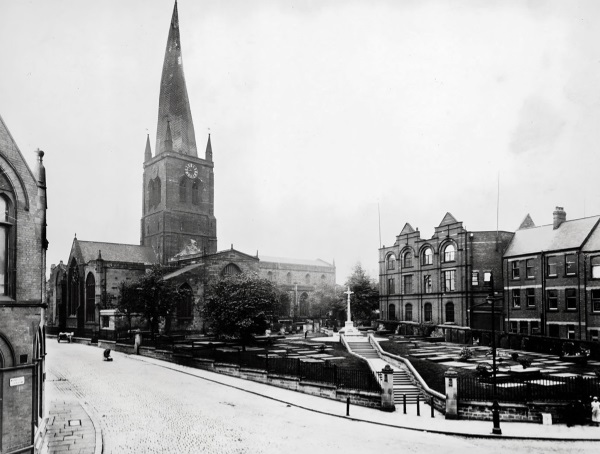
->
484;272;502;435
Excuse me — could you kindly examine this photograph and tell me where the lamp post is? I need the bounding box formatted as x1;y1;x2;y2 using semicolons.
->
484;272;502;435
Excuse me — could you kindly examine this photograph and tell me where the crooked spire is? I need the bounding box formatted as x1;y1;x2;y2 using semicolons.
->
155;1;198;157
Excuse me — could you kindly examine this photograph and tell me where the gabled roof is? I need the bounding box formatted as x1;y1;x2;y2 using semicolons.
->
399;223;415;235
72;240;158;265
259;256;334;268
504;216;600;257
518;214;535;230
438;212;458;227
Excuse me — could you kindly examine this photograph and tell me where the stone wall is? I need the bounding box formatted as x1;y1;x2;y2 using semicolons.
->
96;340;381;408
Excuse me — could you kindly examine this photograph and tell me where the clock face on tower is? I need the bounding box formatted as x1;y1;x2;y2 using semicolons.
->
185;163;198;179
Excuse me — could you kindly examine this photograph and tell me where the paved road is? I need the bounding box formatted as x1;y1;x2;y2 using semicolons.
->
46;341;599;453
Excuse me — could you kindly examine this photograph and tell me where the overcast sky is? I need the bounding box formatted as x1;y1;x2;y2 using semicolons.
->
1;0;600;284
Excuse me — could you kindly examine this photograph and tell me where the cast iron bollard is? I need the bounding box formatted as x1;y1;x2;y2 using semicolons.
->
417;395;420;416
403;394;407;414
492;400;502;435
431;397;435;418
346;397;350;416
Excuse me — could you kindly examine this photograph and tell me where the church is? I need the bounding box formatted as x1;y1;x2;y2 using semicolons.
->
46;2;336;338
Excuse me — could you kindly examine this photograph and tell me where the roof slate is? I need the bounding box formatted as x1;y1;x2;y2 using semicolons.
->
504;216;600;257
77;240;158;265
259;256;333;268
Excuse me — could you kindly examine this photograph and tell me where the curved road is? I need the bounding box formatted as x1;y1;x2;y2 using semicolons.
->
45;341;597;453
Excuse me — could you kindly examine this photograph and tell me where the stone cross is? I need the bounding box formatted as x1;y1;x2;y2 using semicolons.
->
344;287;354;323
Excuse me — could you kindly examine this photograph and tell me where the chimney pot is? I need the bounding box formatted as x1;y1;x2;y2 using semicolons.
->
553;206;566;229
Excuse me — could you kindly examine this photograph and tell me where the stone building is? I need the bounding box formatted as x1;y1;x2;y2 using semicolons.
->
378;213;513;331
46;239;157;337
503;207;600;340
0;115;48;453
258;256;336;317
47;2;336;336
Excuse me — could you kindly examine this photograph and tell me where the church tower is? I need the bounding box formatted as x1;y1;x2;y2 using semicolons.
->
141;1;217;264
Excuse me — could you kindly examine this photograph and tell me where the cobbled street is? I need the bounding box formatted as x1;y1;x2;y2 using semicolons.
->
46;341;600;453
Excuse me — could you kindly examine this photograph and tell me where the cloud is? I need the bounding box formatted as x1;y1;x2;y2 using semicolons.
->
509;96;565;155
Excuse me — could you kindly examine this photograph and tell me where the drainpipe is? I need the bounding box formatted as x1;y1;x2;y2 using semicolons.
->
541;252;546;335
584;255;588;340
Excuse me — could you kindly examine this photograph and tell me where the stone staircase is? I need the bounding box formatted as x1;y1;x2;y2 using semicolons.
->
347;341;381;359
346;339;422;404
391;369;422;404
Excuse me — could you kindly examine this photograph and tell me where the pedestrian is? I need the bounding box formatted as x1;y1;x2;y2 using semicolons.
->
591;397;600;426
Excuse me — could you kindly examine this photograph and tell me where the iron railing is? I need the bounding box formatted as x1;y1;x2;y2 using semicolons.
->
459;374;600;402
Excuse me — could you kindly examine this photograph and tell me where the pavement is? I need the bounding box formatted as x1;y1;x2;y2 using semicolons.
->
41;367;102;454
41;339;600;453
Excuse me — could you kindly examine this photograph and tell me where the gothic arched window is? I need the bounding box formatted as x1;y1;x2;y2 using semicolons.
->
155;177;161;205
0;194;14;296
221;263;241;276
148;179;155;209
179;177;187;203
192;180;200;205
85;273;95;322
68;259;79;316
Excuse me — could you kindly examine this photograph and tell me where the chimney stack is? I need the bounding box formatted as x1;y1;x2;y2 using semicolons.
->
553;206;566;229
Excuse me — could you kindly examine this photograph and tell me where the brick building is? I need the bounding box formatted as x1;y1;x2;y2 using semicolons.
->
0;115;48;453
48;2;336;335
378;213;513;331
503;207;600;340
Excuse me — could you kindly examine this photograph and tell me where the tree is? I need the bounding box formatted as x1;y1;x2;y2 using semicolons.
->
344;263;379;324
117;266;188;338
202;273;279;347
308;283;343;321
116;280;141;331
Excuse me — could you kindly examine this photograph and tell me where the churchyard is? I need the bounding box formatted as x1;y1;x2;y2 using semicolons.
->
380;337;600;402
